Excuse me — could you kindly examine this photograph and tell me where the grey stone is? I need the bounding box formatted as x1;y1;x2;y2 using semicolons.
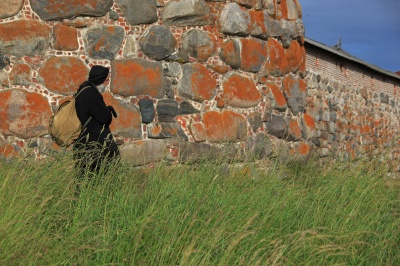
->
0;55;10;70
161;0;214;26
0;0;24;19
148;122;188;140
265;114;288;139
139;25;176;60
218;3;250;36
380;92;389;104
179;63;216;102
178;142;219;163
0;21;51;57
123;36;137;58
157;99;179;122
247;113;262;132
139;99;155;124
219;39;241;69
181;29;216;62
85;26;124;60
244;132;273;160
280;20;293;48
116;0;157;25
120;140;167;166
109;10;119;20
0;71;10;88
163;62;181;77
31;0;113;20
283;76;306;115
178;101;200;115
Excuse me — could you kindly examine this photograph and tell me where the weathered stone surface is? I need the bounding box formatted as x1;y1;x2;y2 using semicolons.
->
286;40;305;73
148;122;188;140
220;37;266;73
163;62;181;77
286;117;302;140
85;26;124;60
0;71;10;88
219;39;241;69
264;38;288;76
178;101;200;115
181;29;217;62
282;74;306;115
120;140;167;166
111;59;166;98
139;26;176;61
189;122;206;142
222;73;261;108
268;82;287;111
279;0;300;20
157;99;178;122
53;24;79;51
0;55;10;70
0;139;21;158
178;142;218;163
302;113;316;140
0;90;52;139
0;0;24;19
10;63;31;86
203;111;247;142
161;0;214;26
123;36;138;58
247;112;262;132
116;0;158;25
0;20;51;57
38;57;88;95
179;63;216;102
265;114;288;139
244;132;273;160
103;93;142;138
109;10;119;20
30;0;113;20
218;3;250;36
139;99;155;124
240;38;268;72
249;10;268;38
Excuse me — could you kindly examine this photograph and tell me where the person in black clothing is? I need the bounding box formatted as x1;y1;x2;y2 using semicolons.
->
73;65;120;178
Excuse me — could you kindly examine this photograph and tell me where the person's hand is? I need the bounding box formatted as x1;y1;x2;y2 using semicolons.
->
107;105;118;118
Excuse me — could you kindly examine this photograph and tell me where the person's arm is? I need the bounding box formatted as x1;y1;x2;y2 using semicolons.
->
87;90;113;126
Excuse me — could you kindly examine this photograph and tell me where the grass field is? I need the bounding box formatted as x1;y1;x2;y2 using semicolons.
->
0;153;399;265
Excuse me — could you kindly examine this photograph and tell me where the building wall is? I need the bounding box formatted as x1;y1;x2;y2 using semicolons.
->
0;0;399;169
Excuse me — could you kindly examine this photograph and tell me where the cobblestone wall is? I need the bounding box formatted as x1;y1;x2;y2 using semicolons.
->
0;0;399;168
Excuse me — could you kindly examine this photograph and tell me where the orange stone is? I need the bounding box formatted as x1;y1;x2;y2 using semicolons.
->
111;59;164;98
53;23;79;51
268;82;287;109
240;38;267;72
9;63;31;85
38;56;88;95
103;92;142;138
286;40;305;73
203;111;247;142
0;90;52;139
265;38;288;76
223;73;261;108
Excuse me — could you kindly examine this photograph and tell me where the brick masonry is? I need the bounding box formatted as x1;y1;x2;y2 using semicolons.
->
0;0;399;169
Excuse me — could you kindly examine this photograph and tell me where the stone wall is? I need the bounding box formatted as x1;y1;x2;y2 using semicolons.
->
305;41;400;169
0;0;398;168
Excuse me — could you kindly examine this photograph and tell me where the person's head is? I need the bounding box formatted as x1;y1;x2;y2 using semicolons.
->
88;65;110;92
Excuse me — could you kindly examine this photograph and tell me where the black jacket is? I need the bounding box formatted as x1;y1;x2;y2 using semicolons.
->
74;81;119;157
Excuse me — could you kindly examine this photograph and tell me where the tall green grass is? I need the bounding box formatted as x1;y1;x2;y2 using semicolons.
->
0;154;399;265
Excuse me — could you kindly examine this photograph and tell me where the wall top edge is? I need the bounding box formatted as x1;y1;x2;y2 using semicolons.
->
305;37;400;81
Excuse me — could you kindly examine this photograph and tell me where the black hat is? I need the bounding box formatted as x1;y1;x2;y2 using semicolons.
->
88;65;109;85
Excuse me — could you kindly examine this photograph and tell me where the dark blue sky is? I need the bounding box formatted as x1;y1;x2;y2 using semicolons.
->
300;0;400;73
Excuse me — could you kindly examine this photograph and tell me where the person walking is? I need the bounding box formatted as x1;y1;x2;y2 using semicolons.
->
73;65;120;179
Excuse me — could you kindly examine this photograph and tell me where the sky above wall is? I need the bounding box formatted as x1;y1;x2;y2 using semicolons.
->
300;0;400;73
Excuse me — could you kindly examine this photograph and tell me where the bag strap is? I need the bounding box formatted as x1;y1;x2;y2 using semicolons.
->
73;86;91;99
74;86;93;129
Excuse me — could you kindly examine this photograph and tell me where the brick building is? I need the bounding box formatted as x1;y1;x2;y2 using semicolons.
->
305;37;400;97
